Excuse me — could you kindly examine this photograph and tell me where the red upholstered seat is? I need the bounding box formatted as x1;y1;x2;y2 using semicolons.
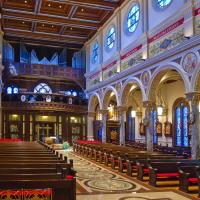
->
143;168;149;173
66;175;74;180
188;178;198;183
122;162;127;166
114;160;118;163
156;173;179;177
131;165;137;169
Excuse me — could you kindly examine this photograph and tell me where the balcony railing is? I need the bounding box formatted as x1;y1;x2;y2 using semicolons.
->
2;101;87;113
3;60;85;87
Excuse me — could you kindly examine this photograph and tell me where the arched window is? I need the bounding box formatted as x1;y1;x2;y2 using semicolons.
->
127;4;140;33
152;110;158;145
157;0;172;8
92;41;99;62
34;83;52;94
107;27;116;49
173;98;189;147
126;108;135;142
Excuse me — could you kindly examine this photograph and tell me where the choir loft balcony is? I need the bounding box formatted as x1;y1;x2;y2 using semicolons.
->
3;60;85;88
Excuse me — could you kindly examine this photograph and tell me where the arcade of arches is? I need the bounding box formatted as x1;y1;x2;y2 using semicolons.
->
88;67;200;159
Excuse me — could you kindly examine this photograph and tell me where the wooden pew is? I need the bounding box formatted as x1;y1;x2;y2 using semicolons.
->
0;141;76;200
148;160;200;187
179;164;200;193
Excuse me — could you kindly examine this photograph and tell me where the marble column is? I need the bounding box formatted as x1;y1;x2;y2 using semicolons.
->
143;101;154;152
87;111;96;140
100;109;108;143
186;92;200;159
117;106;127;146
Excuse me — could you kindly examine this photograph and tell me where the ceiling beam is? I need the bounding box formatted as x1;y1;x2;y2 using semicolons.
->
68;5;78;19
4;28;86;44
2;9;99;30
5;36;82;49
34;0;43;14
50;0;116;10
31;22;37;32
59;26;67;35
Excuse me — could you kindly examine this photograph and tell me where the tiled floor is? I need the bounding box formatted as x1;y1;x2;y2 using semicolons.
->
77;191;195;200
58;150;199;200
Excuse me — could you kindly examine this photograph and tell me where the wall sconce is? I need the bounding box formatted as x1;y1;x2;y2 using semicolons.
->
157;106;163;116
131;110;136;118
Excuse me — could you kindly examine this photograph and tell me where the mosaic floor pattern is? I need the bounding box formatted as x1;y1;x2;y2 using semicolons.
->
57;150;198;200
60;151;149;193
76;191;196;200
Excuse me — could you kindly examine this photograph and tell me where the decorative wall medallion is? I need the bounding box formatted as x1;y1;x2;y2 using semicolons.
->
182;52;198;74
141;71;150;87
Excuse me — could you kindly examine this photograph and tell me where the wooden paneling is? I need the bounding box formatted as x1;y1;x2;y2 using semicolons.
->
1;0;122;47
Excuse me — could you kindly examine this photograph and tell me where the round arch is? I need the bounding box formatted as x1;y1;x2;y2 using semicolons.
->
147;62;190;102
88;92;102;112
191;62;200;92
102;86;120;110
120;77;146;105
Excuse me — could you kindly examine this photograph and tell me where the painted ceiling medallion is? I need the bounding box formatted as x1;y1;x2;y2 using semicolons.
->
141;71;150;87
182;52;197;74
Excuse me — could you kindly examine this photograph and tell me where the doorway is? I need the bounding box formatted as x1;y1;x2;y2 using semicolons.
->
35;122;55;142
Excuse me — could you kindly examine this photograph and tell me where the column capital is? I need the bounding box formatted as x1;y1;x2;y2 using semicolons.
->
143;101;155;108
99;109;108;115
116;105;127;114
87;111;96;118
185;92;200;102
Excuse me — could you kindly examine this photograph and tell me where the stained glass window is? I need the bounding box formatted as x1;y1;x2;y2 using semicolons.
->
175;101;189;147
107;27;116;49
175;107;181;146
152;110;157;144
127;4;140;33
157;0;172;8
183;107;189;147
92;41;99;62
7;87;12;95
34;83;52;94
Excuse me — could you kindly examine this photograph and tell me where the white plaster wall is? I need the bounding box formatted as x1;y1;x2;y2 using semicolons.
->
148;0;185;30
120;0;144;50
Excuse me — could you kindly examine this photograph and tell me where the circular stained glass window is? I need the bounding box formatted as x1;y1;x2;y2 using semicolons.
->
92;41;99;63
127;4;140;33
107;27;116;49
157;0;172;8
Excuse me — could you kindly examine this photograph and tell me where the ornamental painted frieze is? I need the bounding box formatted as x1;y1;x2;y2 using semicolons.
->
149;18;185;58
120;44;143;72
140;71;150;87
182;52;198;74
194;7;200;35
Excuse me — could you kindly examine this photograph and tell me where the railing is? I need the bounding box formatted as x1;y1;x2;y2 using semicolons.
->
2;101;87;113
3;60;85;87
